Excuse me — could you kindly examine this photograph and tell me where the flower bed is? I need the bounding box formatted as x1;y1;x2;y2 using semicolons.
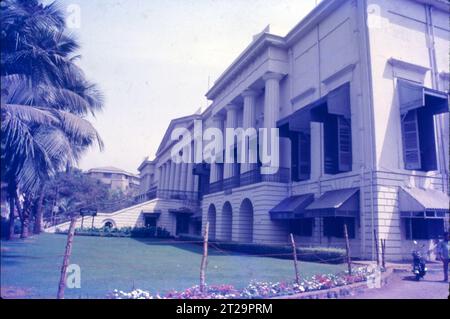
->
109;266;374;299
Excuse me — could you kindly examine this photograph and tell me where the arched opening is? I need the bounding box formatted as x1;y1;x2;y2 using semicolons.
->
220;201;233;241
207;204;217;240
239;198;254;243
102;219;116;230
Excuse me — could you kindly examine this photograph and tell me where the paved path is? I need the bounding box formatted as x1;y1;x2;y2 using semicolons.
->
346;270;449;299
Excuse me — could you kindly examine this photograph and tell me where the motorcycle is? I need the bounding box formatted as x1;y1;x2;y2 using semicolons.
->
412;241;427;281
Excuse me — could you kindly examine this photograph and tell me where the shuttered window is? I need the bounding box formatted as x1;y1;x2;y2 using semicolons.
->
398;80;448;171
324;115;352;174
298;132;311;181
401;110;421;170
290;132;311;182
401;107;438;171
337;117;352;172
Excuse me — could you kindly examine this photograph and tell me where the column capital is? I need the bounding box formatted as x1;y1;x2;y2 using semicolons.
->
225;103;240;112
262;72;284;82
242;89;259;98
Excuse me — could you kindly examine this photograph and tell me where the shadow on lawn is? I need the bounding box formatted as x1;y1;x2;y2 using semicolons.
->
130;237;244;257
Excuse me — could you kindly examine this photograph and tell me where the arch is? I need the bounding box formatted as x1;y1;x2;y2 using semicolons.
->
238;198;254;243
102;219;116;229
220;201;233;241
207;204;217;240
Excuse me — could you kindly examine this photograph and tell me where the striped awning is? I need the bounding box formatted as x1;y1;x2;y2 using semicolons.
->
269;194;314;220
399;187;449;218
304;188;360;217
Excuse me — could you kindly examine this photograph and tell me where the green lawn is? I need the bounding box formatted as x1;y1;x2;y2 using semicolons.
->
1;234;345;299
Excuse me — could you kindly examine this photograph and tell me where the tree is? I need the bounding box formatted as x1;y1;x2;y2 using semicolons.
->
0;0;104;238
41;169;139;227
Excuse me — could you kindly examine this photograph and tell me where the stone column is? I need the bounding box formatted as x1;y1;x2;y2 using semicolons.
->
241;89;258;173
179;162;188;192
223;103;240;179
163;163;168;189
163;163;169;189
174;162;181;191
209;114;224;183
186;163;194;192
158;165;164;190
262;72;283;174
168;160;176;190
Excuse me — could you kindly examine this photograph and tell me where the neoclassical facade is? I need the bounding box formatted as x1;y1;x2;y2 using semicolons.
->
53;0;449;261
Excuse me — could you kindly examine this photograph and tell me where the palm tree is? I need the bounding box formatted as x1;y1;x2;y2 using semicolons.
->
1;0;104;238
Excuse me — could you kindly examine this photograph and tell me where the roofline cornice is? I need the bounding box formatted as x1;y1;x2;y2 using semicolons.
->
205;33;286;100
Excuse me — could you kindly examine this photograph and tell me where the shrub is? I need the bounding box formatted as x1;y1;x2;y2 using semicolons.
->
56;226;171;239
177;236;346;264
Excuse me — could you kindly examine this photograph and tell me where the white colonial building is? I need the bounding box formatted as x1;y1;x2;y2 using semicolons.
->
53;0;449;261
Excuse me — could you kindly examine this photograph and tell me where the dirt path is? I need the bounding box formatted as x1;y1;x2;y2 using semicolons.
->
346;270;449;299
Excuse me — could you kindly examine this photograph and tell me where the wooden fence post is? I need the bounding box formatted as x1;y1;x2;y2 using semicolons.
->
374;229;379;266
200;222;209;293
290;233;300;285
344;223;352;275
57;216;77;299
381;238;386;269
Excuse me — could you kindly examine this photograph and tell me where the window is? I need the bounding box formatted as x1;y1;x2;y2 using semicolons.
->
290;218;314;237
401;106;438;171
324;114;352;175
286;82;352;181
291;132;311;181
398;80;448;172
323;217;355;239
404;218;444;240
103;173;112;178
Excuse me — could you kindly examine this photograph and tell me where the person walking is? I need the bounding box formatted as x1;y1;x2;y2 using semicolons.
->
437;232;449;282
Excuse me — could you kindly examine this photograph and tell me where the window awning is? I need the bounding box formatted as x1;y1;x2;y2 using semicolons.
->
277;82;351;135
399;187;449;218
304;188;360;217
142;210;161;218
269;194;314;220
398;80;449;115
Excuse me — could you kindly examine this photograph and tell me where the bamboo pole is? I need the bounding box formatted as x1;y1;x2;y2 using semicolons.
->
200;222;209;293
290;233;300;285
374;229;379;266
381;238;386;269
344;223;352;275
57;216;77;299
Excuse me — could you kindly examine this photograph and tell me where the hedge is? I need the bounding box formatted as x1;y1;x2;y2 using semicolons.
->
55;226;172;238
178;234;346;264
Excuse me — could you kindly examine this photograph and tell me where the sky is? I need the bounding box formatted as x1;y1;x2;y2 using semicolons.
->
50;0;319;174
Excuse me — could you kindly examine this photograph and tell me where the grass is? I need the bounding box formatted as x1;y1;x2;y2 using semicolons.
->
1;233;346;299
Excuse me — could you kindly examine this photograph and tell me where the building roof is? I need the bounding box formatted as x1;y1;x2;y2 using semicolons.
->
155;114;201;157
87;166;138;178
137;157;155;172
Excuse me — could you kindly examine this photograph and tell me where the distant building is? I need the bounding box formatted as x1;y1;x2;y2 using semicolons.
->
86;166;140;192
